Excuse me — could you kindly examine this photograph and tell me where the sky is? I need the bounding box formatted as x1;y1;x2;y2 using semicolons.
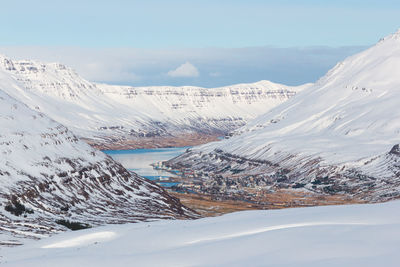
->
1;0;399;87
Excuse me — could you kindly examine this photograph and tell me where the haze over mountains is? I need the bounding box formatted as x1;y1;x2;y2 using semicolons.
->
169;29;400;202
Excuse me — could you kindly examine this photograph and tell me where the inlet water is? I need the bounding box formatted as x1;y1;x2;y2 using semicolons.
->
103;147;190;187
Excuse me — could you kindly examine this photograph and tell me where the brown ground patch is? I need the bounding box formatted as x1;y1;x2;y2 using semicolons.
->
170;189;365;217
84;133;221;150
170;192;262;217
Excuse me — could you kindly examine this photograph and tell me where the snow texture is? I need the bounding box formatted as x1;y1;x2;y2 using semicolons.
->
2;201;400;266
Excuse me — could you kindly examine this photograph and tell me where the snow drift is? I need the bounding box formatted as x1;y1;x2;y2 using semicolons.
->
3;201;400;266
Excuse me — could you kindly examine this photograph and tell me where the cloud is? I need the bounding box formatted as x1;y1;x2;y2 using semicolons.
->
167;62;199;78
0;46;366;87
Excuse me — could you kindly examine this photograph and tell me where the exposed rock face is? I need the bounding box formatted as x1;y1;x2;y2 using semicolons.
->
389;144;400;156
0;69;196;246
168;29;400;202
0;54;309;146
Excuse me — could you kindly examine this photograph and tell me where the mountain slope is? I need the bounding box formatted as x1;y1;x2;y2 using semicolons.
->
168;29;400;202
3;201;400;266
0;54;309;148
0;68;195;247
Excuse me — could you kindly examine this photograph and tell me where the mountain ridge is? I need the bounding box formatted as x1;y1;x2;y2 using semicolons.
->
167;29;400;202
0;54;309;148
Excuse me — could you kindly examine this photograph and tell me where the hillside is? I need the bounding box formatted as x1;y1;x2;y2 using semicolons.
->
0;68;195;247
168;29;400;202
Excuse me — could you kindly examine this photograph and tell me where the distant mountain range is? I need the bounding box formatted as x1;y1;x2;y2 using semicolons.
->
168;29;400;202
0;54;308;148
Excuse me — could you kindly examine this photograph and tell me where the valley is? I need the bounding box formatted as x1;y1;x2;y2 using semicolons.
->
1;25;400;267
3;28;399;226
163;29;400;205
103;144;364;217
96;29;400;216
3;1;400;266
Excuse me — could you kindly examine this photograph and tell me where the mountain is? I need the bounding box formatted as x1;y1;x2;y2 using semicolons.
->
0;54;309;148
0;68;195;247
168;29;400;202
3;201;400;266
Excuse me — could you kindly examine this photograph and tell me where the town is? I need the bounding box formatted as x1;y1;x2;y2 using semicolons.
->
150;161;361;212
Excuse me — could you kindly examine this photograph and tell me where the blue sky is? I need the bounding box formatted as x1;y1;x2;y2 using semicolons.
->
1;0;399;86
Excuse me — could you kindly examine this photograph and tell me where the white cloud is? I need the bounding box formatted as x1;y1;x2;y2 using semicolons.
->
167;62;199;78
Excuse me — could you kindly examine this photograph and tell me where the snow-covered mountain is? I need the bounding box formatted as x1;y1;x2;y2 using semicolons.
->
0;68;195;246
0;54;309;148
169;29;400;201
3;201;400;266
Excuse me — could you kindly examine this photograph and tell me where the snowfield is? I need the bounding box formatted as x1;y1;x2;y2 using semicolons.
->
3;201;400;266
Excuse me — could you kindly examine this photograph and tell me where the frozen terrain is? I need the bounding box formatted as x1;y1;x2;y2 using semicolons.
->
2;201;400;266
169;29;400;201
0;53;309;145
0;67;195;246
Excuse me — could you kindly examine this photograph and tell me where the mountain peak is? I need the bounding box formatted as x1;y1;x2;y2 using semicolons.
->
389;144;400;156
378;28;400;44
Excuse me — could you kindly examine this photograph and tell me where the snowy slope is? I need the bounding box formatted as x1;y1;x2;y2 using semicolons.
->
3;201;400;266
170;29;400;201
0;68;195;246
0;54;309;142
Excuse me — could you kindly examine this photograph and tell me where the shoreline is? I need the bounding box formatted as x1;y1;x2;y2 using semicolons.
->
85;134;365;217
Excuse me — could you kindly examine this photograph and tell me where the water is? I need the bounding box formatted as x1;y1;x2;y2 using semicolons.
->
103;147;190;187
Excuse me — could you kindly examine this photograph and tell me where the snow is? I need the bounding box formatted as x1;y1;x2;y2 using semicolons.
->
3;201;400;266
167;29;400;201
41;232;117;249
0;65;195;245
0;54;310;138
191;29;400;165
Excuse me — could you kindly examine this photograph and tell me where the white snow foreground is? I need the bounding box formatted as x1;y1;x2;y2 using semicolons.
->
170;29;400;201
3;201;400;266
0;53;309;142
0;67;195;246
